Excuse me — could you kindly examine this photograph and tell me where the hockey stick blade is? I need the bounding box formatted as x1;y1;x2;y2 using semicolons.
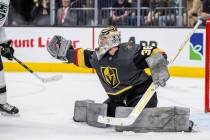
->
98;116;133;126
0;111;20;117
98;83;156;126
13;56;62;83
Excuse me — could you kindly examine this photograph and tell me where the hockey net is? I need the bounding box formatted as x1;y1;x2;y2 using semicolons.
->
206;19;210;112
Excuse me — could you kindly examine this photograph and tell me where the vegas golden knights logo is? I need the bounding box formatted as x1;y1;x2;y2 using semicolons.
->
101;67;120;88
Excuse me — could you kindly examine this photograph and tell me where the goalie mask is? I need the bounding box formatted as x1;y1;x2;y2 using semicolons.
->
0;0;10;27
95;26;121;60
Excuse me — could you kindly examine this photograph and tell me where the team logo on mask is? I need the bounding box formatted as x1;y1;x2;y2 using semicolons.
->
101;67;120;88
0;2;9;25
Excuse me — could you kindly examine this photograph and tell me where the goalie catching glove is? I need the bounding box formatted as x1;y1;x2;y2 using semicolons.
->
0;40;14;61
47;35;72;61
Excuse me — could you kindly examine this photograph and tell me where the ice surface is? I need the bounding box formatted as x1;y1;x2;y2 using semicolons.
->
0;73;210;140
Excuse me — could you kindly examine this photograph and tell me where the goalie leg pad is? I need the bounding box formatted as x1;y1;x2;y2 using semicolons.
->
115;106;191;132
73;100;107;128
73;100;95;122
87;103;107;128
146;52;170;87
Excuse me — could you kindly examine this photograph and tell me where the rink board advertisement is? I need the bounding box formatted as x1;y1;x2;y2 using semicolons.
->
4;27;94;73
3;27;205;77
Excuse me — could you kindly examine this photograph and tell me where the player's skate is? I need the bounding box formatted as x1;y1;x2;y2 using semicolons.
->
0;103;19;117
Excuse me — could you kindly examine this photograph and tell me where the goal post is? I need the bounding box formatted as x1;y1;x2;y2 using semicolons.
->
205;19;210;112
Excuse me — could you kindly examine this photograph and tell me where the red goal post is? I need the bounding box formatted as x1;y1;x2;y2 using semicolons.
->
205;19;210;112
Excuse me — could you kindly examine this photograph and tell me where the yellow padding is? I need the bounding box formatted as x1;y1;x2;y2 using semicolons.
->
3;62;204;78
144;66;204;78
3;62;93;73
169;66;204;78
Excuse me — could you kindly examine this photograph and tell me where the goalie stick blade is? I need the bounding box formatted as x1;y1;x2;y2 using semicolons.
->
97;83;157;126
98;116;135;126
41;75;63;83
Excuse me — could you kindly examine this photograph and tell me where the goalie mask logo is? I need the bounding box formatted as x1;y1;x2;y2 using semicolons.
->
0;1;9;26
101;67;120;88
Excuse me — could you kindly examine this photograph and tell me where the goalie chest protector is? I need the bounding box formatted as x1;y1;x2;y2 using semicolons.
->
89;43;150;101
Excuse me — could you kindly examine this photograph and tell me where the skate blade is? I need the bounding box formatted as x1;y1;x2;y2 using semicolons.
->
0;111;20;117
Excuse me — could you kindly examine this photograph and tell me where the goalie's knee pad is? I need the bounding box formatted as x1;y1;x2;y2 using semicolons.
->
115;106;191;132
73;100;107;128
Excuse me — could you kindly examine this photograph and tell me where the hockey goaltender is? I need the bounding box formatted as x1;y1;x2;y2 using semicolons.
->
47;26;195;132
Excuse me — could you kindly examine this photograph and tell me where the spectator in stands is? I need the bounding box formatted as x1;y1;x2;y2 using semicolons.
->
8;0;33;26
144;0;157;26
8;2;26;26
57;0;78;26
98;0;113;9
140;0;150;26
110;0;136;26
154;0;169;26
70;0;83;8
127;0;137;25
77;0;94;25
186;0;202;27
201;0;210;25
145;0;171;26
145;0;178;27
99;0;114;25
30;0;50;25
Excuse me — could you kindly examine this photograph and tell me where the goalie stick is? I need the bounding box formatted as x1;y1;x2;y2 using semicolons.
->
97;20;203;126
13;56;62;83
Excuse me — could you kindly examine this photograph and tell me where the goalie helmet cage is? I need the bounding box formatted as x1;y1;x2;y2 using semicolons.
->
206;19;210;112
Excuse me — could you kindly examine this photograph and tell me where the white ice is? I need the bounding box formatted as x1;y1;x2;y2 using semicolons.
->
0;72;210;140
